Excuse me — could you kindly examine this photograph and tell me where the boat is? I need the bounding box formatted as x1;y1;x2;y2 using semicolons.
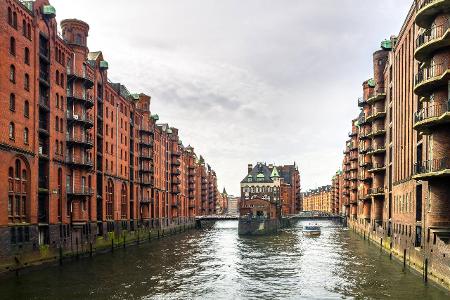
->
302;224;321;236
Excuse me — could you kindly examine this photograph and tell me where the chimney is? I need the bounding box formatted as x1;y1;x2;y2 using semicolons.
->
248;164;253;174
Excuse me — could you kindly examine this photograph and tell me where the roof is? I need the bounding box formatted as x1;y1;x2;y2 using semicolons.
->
241;162;274;184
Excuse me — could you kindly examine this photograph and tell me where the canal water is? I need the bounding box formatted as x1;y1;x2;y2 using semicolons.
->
1;220;449;299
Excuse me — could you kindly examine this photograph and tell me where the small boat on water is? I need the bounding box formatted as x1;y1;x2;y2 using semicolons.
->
302;224;321;236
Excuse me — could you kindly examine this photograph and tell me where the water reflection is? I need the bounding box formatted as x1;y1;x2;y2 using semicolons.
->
0;220;448;299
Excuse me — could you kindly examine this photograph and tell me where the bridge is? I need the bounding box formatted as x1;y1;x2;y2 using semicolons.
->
195;215;239;221
196;212;342;223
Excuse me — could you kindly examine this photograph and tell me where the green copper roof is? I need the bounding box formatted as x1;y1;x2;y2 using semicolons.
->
271;166;280;178
167;128;173;134
130;94;140;101
99;60;109;70
43;5;56;17
151;114;159;121
381;39;392;51
367;78;375;88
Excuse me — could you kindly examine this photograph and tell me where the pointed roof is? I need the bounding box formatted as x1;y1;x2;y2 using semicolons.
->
241;162;273;183
271;166;280;178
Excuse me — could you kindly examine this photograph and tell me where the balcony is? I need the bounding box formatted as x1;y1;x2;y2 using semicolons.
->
416;20;450;62
367;145;386;155
66;186;93;197
171;200;178;208
368;126;386;138
39;97;50;111
171;159;181;166
359;131;371;140
366;107;386;122
66;111;94;128
171;186;180;195
38;176;49;193
366;88;386;104
67;90;94;108
66;68;94;89
359;161;372;169
138;139;153;148
139;152;153;161
413;158;450;180
171;151;181;157
65;156;93;169
172;177;181;185
368;187;385;197
66;134;93;149
140;177;153;186
415;0;450;28
140;198;152;204
368;163;386;173
358;97;367;107
359;145;369;154
349;153;358;161
414;63;450;97
413;101;450;133
139;128;153;135
139;165;154;174
172;167;181;175
348;131;357;137
38;121;49;136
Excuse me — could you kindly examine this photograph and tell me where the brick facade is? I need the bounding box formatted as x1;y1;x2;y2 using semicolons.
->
0;0;221;266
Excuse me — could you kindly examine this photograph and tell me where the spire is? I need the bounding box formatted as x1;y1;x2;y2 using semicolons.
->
222;188;227;195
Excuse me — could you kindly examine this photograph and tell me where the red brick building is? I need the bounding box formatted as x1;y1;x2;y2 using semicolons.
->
0;0;221;264
240;162;301;216
333;0;450;289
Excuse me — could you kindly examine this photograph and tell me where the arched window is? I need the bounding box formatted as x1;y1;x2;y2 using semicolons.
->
60;73;64;88
56;93;59;108
56;70;59;85
22;20;26;36
121;184;127;219
23;128;29;144
24;101;29;118
9;93;15;111
75;34;82;45
55;116;59;131
7;7;12;26
9;122;15;140
24;47;30;65
12;12;17;29
27;23;31;40
106;179;114;219
24;74;30;91
60;95;64;111
60;118;63;132
10;65;15;83
8;158;29;222
10;37;16;56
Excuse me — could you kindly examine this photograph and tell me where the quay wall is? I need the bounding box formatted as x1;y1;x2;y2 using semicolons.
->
0;220;195;276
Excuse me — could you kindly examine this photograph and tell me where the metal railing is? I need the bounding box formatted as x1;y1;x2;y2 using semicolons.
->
416;20;450;48
414;158;450;175
416;0;441;11
66;186;93;195
414;100;450;123
369;187;384;195
415;62;447;86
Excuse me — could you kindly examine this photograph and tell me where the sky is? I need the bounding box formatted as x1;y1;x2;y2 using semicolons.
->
53;0;412;196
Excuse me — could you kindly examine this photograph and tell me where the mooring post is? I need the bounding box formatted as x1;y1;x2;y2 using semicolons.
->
380;238;383;252
123;235;126;249
403;249;406;270
424;259;428;283
111;238;114;253
76;237;79;259
59;245;63;265
89;242;93;257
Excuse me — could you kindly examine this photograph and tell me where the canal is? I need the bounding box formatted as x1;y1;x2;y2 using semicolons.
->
1;220;448;299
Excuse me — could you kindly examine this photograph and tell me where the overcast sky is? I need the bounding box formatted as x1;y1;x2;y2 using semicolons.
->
53;0;411;195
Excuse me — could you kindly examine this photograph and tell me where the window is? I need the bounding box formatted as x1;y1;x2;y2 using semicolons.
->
56;70;59;85
56;93;59;108
24;101;29;118
24;48;30;65
23;128;29;144
60;118;63;132
12;12;17;29
24;74;30;91
27;24;31;40
8;158;29;222
9;122;15;140
22;20;26;36
8;7;12;26
10;65;16;83
55;116;59;131
121;184;127;219
10;37;16;56
10;93;15;111
60;74;64;88
106;180;114;219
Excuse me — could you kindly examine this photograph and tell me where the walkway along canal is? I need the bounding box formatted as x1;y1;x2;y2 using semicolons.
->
1;220;448;299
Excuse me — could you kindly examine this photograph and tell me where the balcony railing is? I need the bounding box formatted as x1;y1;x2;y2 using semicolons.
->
39;97;50;111
414;100;450;125
415;63;448;91
66;186;93;196
65;156;93;168
67;90;94;108
414;158;450;176
66;134;93;147
358;97;367;107
66;67;94;88
368;187;384;196
66;111;94;127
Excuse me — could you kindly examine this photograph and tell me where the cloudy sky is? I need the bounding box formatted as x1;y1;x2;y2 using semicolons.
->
53;0;411;195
